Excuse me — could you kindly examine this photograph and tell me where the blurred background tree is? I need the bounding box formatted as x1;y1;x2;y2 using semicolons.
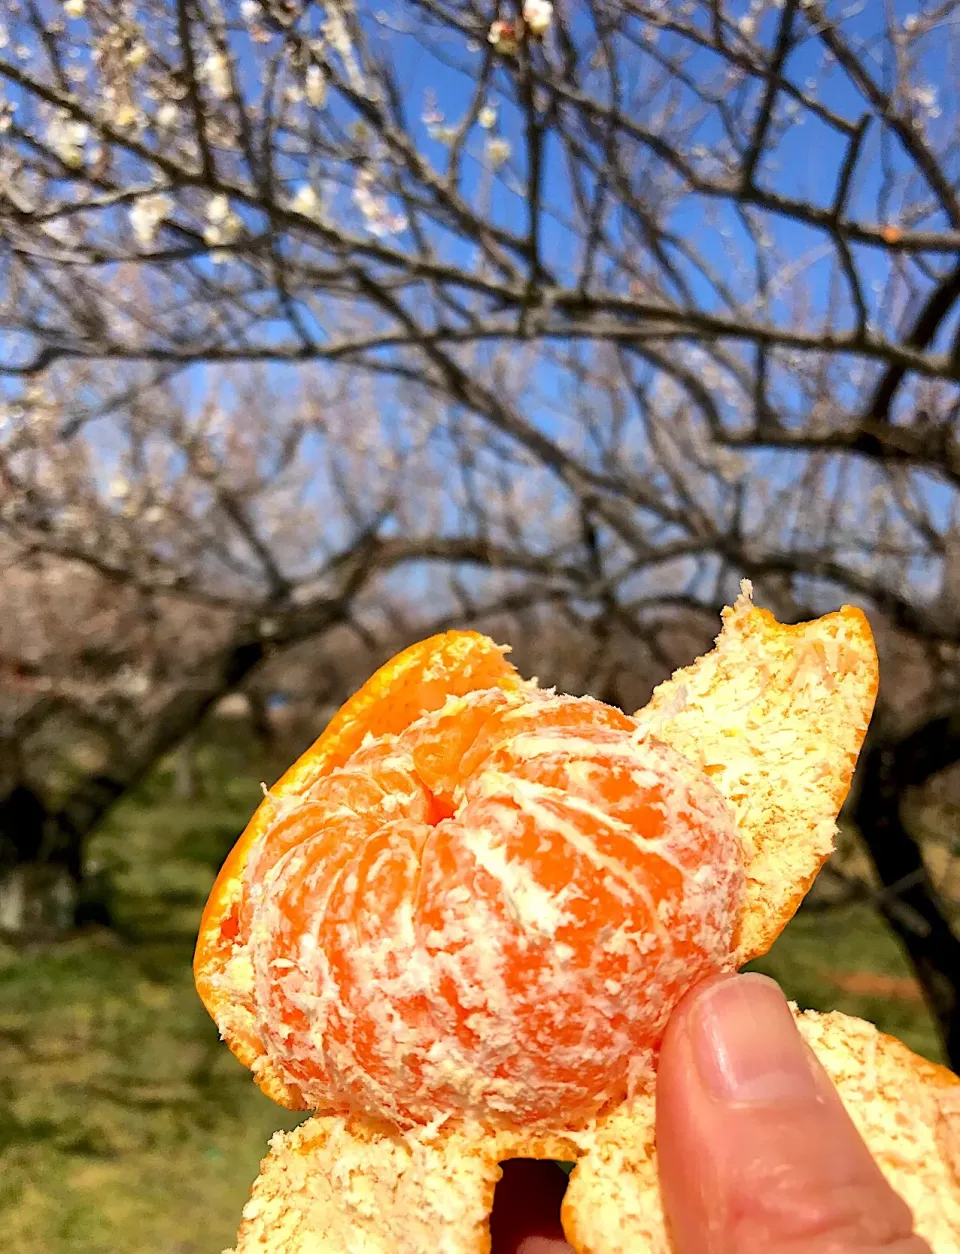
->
0;1;959;1247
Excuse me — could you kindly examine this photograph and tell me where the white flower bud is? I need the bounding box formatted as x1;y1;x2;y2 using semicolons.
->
129;192;173;246
488;19;520;54
306;64;327;107
202;51;231;100
522;0;553;37
47;112;88;167
156;101;178;130
486;136;511;169
204;194;242;246
290;184;322;219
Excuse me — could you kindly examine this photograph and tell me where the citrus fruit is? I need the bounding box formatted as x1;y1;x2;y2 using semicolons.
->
196;633;743;1128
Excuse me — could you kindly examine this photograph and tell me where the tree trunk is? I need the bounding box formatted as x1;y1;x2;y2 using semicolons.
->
0;637;271;940
174;740;202;802
0;568;361;941
50;638;269;860
853;717;960;1069
0;783;78;941
246;687;276;749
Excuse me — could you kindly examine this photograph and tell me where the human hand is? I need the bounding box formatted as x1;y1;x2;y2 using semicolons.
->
489;973;931;1254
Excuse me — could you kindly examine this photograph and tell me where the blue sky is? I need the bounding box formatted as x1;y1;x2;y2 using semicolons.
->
1;0;957;613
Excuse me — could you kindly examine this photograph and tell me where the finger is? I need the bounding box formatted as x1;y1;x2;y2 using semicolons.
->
656;972;930;1254
489;1159;574;1254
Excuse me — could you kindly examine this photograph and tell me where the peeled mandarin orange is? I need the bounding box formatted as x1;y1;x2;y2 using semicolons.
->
196;637;743;1129
202;597;893;1254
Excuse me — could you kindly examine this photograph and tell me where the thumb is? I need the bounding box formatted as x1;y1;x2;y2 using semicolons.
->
656;973;930;1254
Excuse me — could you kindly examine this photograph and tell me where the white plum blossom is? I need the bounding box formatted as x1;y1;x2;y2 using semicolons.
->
486;136;511;169
205;193;229;228
323;10;352;56
422;92;444;128
64;0;85;17
488;20;520;54
156;101;178;130
290;184;323;220
202;51;231;100
111;96;140;128
305;64;328;108
118;668;151;698
240;0;260;18
352;169;406;237
129;192;173;246
47;112;88;167
421;95;456;143
478;104;497;129
523;0;553;38
204;193;242;247
910;83;941;118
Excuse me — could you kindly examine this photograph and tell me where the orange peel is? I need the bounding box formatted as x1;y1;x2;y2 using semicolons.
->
193;584;959;1251
229;1010;960;1254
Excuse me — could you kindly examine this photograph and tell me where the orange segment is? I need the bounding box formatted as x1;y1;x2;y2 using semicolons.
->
241;741;436;938
410;690;637;808
252;816;370;1095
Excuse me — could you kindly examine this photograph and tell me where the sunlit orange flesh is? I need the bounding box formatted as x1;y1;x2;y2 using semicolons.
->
204;660;743;1128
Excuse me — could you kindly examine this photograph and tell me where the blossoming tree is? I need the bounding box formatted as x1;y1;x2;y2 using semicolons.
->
1;0;960;1056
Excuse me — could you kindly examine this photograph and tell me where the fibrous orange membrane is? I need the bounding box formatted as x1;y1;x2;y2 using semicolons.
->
233;685;744;1129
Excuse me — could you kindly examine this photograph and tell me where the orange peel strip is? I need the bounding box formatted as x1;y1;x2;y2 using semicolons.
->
227;1011;960;1254
634;583;879;963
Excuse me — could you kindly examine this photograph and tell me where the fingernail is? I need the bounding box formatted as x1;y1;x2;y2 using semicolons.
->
689;973;823;1103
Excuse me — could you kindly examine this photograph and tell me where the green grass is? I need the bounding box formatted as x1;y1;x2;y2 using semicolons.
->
0;755;945;1253
1;764;306;1254
747;905;942;1064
